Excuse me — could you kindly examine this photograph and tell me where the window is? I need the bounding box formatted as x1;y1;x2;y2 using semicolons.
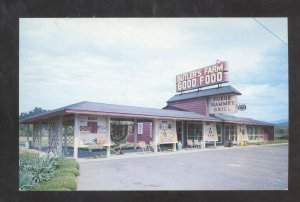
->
87;121;97;134
224;124;237;142
187;122;202;141
138;123;143;135
88;116;97;121
216;123;222;143
246;126;263;141
176;122;183;142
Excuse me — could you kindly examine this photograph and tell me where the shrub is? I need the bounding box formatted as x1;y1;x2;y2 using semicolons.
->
19;152;65;190
279;135;289;140
33;158;79;191
19;169;35;191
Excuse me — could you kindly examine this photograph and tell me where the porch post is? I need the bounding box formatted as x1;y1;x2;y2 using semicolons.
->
222;123;225;145
38;123;42;151
106;116;111;157
133;119;137;150
202;121;206;149
26;124;29;142
152;119;158;153
64;125;67;151
172;120;176;152
58;115;63;154
181;121;184;145
237;125;240;146
74;114;79;159
32;123;36;149
46;122;50;150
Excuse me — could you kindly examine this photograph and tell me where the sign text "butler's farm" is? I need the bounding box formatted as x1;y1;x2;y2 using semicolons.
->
176;61;229;92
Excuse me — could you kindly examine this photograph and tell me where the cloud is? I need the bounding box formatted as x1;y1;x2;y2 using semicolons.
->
19;18;288;122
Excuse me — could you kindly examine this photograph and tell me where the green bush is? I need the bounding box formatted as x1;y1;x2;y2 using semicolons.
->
19;152;66;191
19;170;35;191
33;158;79;191
279;135;289;140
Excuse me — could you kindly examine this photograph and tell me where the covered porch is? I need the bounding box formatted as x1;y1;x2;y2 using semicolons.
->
19;101;220;158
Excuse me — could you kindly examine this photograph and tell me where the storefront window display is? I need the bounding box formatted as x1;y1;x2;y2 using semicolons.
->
224;124;237;143
216;123;223;143
247;126;263;141
187;122;203;141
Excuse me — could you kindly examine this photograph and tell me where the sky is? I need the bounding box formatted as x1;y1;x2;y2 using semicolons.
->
19;18;288;122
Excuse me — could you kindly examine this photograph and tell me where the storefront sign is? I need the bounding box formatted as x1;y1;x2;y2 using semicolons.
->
79;120;87;126
176;61;229;92
208;93;237;114
204;123;218;141
157;120;178;144
78;115;108;142
238;104;247;111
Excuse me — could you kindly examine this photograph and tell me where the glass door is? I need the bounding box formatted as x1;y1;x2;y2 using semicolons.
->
224;124;237;144
187;122;203;141
176;121;183;143
216;123;222;143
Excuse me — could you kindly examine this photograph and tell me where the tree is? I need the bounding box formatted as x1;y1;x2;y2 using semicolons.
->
19;107;50;136
20;107;50;120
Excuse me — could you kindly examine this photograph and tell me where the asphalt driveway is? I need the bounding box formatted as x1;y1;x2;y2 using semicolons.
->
77;144;288;190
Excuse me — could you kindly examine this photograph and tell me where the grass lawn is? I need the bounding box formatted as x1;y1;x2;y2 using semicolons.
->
33;158;79;191
19;136;49;146
19;149;79;191
19;136;74;147
246;139;288;145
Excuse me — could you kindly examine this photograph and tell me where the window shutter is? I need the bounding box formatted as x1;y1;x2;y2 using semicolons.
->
138;123;143;135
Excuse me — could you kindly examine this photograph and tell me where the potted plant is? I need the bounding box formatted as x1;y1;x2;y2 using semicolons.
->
177;141;182;150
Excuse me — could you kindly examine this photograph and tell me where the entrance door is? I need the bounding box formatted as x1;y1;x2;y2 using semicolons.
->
187;122;203;141
176;121;183;143
216;123;223;143
224;124;237;144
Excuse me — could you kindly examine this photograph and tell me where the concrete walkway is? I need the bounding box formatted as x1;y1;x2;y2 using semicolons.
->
77;144;288;190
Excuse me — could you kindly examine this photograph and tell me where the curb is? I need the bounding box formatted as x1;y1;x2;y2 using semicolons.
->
77;143;288;163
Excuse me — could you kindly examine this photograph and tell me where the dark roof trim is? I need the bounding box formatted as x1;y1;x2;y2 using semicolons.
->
220;120;275;127
19;101;86;124
65;109;221;122
19;101;222;124
210;114;275;126
162;105;189;111
167;85;242;102
19;110;66;124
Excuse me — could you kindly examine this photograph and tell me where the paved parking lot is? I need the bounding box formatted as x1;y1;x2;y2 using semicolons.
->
77;144;288;190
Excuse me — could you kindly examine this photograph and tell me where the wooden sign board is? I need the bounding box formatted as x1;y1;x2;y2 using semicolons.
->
157;120;178;144
204;122;218;141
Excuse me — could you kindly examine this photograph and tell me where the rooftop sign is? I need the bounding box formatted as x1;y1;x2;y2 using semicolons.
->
208;93;237;114
176;61;229;92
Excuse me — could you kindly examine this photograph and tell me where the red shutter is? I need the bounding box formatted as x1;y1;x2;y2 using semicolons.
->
87;122;97;133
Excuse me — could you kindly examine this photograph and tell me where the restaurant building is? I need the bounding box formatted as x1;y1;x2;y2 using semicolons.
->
19;61;275;158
